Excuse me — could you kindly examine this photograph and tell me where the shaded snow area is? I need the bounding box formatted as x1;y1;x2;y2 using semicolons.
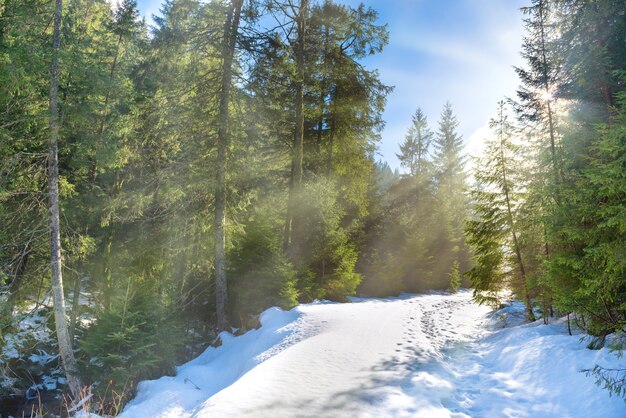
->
118;291;625;418
0;307;68;397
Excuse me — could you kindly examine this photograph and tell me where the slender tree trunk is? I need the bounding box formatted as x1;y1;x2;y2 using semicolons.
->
89;32;124;182
102;227;114;310
316;23;328;159
100;170;123;311
283;160;294;252
95;26;126;298
69;272;81;342
176;218;189;298
537;0;560;186
318;20;329;176
415;126;423;177
214;0;243;331
567;312;572;336
48;0;82;398
327;90;336;178
499;139;535;322
285;0;309;264
98;32;123;137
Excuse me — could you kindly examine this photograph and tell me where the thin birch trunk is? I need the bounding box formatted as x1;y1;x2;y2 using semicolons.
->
48;0;82;398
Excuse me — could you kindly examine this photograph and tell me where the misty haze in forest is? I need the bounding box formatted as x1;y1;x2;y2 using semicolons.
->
0;0;625;416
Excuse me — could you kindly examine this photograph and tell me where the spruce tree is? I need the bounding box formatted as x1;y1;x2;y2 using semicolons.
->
283;0;310;264
546;90;626;336
432;102;469;280
466;101;535;319
448;260;461;294
513;0;561;186
397;108;433;177
214;0;244;331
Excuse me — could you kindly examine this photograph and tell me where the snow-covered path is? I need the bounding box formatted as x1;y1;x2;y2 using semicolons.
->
119;291;625;418
191;292;487;417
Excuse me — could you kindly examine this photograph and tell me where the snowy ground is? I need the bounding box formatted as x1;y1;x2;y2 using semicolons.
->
118;290;625;418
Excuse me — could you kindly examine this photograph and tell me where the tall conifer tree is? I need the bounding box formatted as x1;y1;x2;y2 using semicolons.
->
214;0;244;330
397;108;432;177
466;102;535;319
432;102;469;277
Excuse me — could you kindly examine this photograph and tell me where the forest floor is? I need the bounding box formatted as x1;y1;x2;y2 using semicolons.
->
117;290;625;418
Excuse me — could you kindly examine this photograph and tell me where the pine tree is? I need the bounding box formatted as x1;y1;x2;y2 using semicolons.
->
557;0;626;115
513;0;561;186
0;0;51;305
252;0;389;300
466;101;535;319
283;0;310;265
432;102;470;280
547;89;626;336
448;259;461;294
214;0;244;331
397;108;433;177
433;102;465;194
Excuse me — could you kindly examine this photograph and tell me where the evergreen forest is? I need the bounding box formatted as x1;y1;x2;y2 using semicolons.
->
0;0;624;415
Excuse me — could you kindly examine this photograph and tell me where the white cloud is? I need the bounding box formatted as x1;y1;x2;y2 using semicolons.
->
466;122;493;160
397;37;500;71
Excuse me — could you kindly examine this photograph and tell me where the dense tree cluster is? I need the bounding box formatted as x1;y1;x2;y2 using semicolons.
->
0;0;395;412
1;0;624;413
466;0;626;339
358;103;471;296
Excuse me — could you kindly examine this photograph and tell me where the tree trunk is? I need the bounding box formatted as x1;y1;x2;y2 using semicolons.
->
88;32;124;181
214;0;243;331
48;0;82;399
285;0;309;264
283;161;295;252
327;90;336;178
101;170;123;311
69;272;81;343
102;227;114;310
415;126;422;177
499;137;535;322
537;0;560;186
318;19;329;176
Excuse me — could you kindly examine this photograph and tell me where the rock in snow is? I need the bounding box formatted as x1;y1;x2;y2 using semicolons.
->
117;290;625;417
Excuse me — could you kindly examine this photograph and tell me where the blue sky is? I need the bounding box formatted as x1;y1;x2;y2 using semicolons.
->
133;0;527;170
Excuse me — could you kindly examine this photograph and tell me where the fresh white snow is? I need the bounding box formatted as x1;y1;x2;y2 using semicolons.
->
118;290;625;418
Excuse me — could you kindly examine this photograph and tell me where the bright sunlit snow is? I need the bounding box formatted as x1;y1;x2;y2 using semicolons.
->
118;291;625;418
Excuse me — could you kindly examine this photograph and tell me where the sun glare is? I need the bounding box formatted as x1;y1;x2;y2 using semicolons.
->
540;88;554;103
